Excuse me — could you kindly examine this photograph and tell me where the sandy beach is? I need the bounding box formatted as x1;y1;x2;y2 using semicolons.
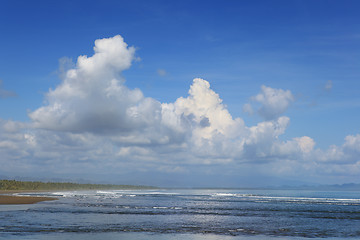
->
0;191;57;204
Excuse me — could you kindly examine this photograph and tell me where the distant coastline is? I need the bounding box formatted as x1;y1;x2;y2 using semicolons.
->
0;179;156;205
0;179;156;191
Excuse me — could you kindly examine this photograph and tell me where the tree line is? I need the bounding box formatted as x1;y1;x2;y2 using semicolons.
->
0;180;155;191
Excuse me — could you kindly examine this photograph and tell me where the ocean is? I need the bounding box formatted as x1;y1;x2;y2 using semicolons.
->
0;189;359;239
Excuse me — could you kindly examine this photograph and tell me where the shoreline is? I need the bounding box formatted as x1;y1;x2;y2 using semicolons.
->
0;190;58;205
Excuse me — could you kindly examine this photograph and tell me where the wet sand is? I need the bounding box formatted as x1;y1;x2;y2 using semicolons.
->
0;191;57;204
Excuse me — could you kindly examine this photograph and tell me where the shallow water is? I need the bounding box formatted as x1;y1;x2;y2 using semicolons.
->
1;189;359;239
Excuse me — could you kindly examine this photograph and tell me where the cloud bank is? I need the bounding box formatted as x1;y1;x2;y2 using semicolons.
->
1;35;359;185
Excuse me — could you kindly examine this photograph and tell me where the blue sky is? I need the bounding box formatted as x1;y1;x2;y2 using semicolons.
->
0;0;360;187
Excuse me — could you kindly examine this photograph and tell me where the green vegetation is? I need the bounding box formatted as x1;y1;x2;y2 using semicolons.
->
0;180;155;191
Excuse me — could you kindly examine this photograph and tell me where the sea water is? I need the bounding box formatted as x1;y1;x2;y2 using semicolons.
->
0;189;359;239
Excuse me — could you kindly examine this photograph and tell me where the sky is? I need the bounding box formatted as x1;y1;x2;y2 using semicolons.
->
0;0;360;187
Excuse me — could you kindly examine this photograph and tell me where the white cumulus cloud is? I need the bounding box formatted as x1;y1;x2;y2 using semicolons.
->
246;85;295;120
29;35;162;135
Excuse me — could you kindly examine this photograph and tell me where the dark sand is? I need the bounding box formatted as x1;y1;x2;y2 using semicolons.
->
0;191;57;204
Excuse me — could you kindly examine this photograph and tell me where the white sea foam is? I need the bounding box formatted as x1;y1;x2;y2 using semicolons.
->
208;191;360;205
48;189;360;206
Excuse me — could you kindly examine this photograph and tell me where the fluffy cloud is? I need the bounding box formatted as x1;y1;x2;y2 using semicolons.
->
343;134;360;153
161;78;247;161
319;134;360;164
245;85;294;120
166;79;242;140
295;136;316;153
161;79;315;163
29;35;162;135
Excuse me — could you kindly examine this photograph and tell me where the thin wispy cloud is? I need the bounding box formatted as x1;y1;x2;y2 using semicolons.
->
0;80;16;99
157;69;167;76
324;80;333;91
